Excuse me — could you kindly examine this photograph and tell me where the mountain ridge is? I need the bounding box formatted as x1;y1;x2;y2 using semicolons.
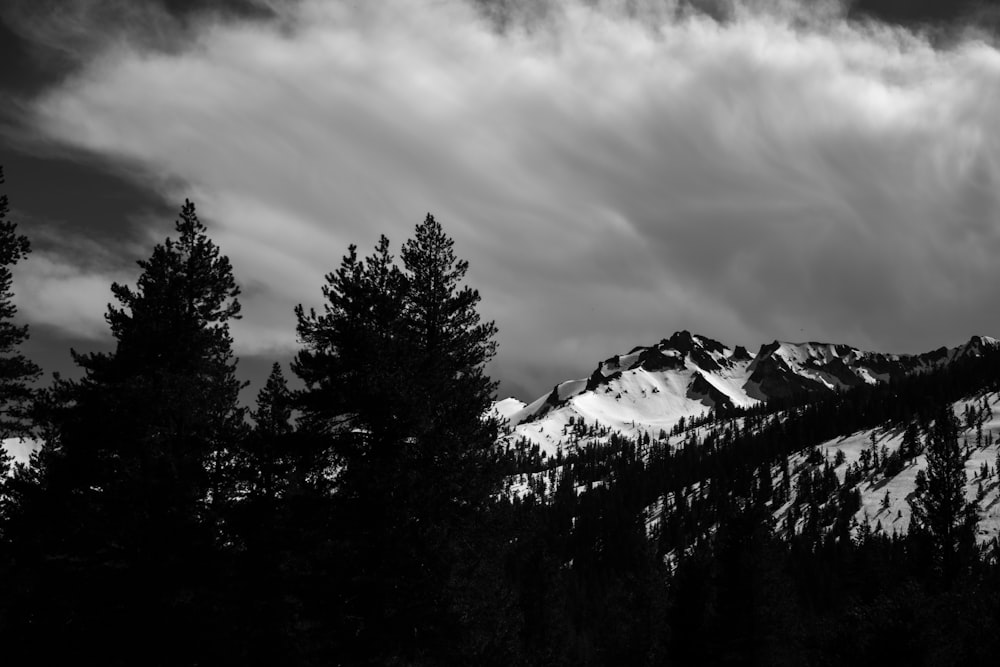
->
496;332;999;455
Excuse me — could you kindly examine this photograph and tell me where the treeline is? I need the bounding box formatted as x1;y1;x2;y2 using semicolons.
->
3;170;1000;665
0;181;512;664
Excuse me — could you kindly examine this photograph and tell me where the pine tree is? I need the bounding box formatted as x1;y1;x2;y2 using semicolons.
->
908;404;978;579
252;362;293;440
223;361;312;664
246;362;295;501
399;214;500;506
9;199;246;663
901;420;920;461
0;173;41;657
856;511;872;544
0;167;41;548
293;214;501;662
0;167;41;441
50;199;247;522
294;234;408;447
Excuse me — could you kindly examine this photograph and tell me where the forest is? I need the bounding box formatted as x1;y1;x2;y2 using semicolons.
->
3;166;1000;666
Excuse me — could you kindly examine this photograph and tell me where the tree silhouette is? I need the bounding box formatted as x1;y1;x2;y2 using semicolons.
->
9;199;245;664
246;362;295;501
293;213;500;662
908;404;977;579
0;167;41;442
399;214;500;510
0;166;41;546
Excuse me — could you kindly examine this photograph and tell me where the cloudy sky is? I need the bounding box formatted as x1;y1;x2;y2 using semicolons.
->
1;0;999;402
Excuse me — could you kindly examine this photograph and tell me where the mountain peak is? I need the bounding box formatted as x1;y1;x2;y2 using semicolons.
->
954;335;1000;360
731;345;752;361
656;331;731;373
663;330;728;355
499;332;1000;454
968;334;999;348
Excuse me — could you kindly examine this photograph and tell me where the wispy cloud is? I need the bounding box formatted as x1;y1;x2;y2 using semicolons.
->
13;0;1000;398
15;251;125;341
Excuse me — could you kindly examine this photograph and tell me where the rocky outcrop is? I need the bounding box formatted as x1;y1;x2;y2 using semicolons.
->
687;371;736;413
635;347;684;372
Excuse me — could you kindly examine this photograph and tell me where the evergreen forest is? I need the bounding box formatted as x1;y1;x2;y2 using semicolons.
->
3;168;1000;665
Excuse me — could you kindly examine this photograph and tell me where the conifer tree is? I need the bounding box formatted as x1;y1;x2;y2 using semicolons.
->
901;420;920;461
9;199;246;663
293;214;501;662
223;361;305;664
0;167;41;546
294;234;408;448
48;199;247;520
0;167;41;441
908;404;978;578
399;213;500;507
246;362;294;501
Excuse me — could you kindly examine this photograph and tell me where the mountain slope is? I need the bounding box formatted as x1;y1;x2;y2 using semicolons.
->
641;394;1000;550
498;332;998;456
784;396;1000;545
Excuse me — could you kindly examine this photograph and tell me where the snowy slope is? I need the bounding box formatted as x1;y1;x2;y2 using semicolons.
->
775;393;1000;545
634;394;1000;553
492;397;528;428
503;332;757;455
500;332;998;457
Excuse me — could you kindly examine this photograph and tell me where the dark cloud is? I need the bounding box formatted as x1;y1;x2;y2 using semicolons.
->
0;0;287;98
0;17;54;97
4;0;1000;401
848;0;1000;28
0;146;174;252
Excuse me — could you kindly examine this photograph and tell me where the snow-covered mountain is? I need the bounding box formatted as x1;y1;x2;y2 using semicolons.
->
498;331;1000;549
496;331;999;456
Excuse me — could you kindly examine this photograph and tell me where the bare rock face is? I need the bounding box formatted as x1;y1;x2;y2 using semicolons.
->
635;346;685;372
686;371;736;414
740;339;986;401
746;346;829;400
665;330;727;372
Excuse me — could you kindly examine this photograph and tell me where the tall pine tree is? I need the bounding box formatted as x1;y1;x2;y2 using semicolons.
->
5;199;246;664
246;362;295;501
400;214;500;507
293;214;501;662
